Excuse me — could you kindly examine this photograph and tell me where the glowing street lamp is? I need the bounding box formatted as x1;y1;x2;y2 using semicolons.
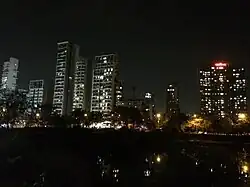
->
156;155;161;163
36;113;40;118
242;165;248;173
84;113;88;117
156;113;161;128
238;113;247;121
156;113;161;119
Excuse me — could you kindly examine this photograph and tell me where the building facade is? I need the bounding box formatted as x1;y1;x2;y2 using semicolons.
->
1;57;19;91
27;79;44;109
230;67;247;120
165;83;180;118
115;80;123;106
144;92;155;120
91;53;119;116
53;41;79;115
72;57;87;110
199;60;247;120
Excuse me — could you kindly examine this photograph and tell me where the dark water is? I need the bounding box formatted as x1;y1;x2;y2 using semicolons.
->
0;129;250;187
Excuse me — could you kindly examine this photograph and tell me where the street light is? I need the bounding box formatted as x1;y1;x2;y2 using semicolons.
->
242;165;248;173
84;113;88;117
156;155;161;163
36;113;40;118
156;113;161;119
238;113;247;121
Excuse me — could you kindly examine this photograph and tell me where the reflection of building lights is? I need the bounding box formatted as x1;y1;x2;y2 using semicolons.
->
144;169;151;177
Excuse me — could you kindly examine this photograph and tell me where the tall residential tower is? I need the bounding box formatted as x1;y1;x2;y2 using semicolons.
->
91;53;120;117
165;83;180;118
1;57;19;91
27;79;44;109
199;60;247;121
53;41;79;115
72;57;87;110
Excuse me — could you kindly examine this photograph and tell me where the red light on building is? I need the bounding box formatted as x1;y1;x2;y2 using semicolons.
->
211;60;229;69
214;62;227;67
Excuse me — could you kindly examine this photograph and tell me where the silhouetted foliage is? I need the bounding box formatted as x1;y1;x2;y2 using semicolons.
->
114;106;142;124
0;90;27;125
166;113;189;132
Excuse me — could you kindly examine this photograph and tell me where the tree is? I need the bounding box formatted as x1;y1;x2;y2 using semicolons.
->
182;115;211;132
49;115;68;128
166;113;189;132
0;90;28;126
89;111;103;123
114;106;142;124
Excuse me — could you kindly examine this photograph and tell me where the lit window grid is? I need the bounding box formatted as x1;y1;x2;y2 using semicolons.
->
27;88;44;107
1;58;19;90
73;59;86;110
200;66;247;118
91;54;118;114
53;41;76;115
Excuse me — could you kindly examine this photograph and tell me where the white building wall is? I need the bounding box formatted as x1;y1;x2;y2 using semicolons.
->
1;57;19;91
53;41;79;115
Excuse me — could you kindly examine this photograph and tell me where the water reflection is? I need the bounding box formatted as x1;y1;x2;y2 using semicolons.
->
95;146;250;187
3;141;250;186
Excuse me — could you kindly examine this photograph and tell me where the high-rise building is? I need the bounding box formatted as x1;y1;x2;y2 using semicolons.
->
144;92;155;120
116;80;123;106
91;53;119;116
27;79;44;109
199;60;247;120
230;67;247;120
1;57;19;91
72;57;87;110
165;83;180;118
53;41;79;116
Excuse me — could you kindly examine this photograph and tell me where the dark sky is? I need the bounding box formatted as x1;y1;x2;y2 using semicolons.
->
0;0;250;112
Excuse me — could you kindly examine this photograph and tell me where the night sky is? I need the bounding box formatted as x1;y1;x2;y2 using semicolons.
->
0;1;250;112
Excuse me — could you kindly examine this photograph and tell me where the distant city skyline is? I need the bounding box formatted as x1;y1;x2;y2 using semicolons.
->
0;1;250;112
